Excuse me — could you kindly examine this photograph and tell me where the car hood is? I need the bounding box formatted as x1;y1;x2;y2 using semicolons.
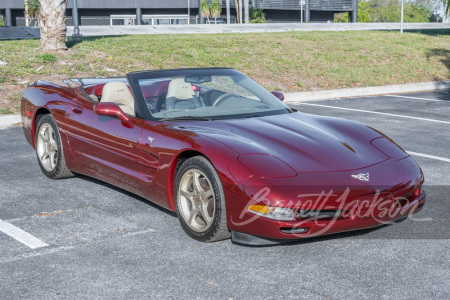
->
172;112;390;173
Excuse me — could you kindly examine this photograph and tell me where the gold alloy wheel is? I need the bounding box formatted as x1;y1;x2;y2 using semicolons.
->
36;123;58;172
178;168;216;232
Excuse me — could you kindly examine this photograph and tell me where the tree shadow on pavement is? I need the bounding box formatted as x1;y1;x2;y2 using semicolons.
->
425;48;450;102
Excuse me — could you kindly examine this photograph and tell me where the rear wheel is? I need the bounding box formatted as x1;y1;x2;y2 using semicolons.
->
175;156;230;242
35;114;75;179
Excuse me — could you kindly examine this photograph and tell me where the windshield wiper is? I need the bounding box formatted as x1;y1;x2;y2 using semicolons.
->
244;114;265;118
159;116;211;122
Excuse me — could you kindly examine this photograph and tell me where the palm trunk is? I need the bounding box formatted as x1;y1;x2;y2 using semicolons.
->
40;0;68;51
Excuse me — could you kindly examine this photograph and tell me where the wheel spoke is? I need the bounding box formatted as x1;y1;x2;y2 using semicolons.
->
50;137;58;151
39;127;49;141
199;204;213;226
201;188;213;201
40;151;48;162
188;209;199;226
180;188;194;205
193;172;204;193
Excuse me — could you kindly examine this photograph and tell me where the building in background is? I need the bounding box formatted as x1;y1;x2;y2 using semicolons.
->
0;0;358;27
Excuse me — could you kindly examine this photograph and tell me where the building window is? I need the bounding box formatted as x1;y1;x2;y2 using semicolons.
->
110;15;136;26
111;14;189;26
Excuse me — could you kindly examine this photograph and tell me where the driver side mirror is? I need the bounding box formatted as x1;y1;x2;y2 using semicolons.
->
272;91;285;101
93;102;129;122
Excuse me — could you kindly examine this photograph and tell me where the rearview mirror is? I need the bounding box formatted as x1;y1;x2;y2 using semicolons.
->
93;102;129;122
272;91;284;101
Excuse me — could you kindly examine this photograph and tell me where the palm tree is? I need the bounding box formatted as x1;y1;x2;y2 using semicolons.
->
234;0;240;23
26;0;40;26
211;0;222;24
200;0;211;24
442;0;449;16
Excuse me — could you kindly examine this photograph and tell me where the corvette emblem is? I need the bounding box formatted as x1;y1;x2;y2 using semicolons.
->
148;136;155;143
352;173;369;181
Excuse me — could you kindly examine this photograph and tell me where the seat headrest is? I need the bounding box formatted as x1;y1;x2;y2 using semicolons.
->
101;81;134;109
167;78;196;100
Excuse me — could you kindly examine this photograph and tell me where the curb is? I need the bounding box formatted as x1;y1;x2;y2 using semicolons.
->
0;114;21;129
284;80;450;103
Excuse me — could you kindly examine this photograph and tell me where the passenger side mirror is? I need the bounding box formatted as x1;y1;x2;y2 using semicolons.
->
272;91;285;101
93;102;129;122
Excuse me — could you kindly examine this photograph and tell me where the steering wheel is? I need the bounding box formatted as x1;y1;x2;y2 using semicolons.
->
212;93;236;107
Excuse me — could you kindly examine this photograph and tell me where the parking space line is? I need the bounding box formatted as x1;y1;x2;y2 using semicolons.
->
0;219;49;249
298;103;450;125
384;95;449;102
407;151;450;163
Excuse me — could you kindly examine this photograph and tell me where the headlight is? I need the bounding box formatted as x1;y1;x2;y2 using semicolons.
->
248;205;295;221
238;154;296;178
371;137;408;161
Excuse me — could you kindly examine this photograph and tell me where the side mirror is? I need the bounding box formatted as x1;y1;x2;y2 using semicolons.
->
93;102;129;122
272;91;284;101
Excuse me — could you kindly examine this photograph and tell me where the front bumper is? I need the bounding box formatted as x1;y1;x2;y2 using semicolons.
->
231;192;426;245
226;157;426;245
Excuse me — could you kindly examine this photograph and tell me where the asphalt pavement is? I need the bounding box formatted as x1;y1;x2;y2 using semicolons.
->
0;90;449;299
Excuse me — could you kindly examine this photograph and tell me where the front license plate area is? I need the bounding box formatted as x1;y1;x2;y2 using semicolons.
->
357;192;395;221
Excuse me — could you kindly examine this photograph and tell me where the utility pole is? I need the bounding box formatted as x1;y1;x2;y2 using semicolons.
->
73;0;80;36
187;0;190;24
400;0;404;34
244;0;249;23
300;0;303;23
226;0;230;24
239;0;243;24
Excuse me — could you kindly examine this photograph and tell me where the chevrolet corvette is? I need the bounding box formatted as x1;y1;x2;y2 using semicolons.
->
21;68;426;245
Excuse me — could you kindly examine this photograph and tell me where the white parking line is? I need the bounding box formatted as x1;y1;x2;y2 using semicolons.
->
407;151;450;163
384;95;449;102
298;103;450;125
0;219;49;249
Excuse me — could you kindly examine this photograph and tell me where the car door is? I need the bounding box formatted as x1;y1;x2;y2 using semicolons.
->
65;95;144;190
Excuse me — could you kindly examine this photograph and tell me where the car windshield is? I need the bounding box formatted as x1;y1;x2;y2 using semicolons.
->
132;69;291;121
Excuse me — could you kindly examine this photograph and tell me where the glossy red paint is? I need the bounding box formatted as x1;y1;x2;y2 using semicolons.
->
271;91;285;101
93;102;130;122
21;75;426;242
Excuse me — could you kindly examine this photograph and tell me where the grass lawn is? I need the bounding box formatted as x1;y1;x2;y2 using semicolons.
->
0;30;449;114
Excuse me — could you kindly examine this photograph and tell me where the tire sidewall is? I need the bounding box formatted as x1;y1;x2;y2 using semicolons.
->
174;156;227;242
35;114;64;179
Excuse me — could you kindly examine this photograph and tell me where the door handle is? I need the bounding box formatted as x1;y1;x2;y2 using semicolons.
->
72;106;83;114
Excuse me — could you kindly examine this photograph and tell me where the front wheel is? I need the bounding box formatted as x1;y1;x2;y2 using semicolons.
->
35;114;75;179
175;156;230;242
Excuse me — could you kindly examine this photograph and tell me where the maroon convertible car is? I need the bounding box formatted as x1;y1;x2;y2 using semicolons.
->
21;68;426;245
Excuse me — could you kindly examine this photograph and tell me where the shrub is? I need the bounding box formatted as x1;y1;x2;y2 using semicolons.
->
39;53;57;64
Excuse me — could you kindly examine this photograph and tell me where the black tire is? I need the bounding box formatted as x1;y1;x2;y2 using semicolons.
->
35;114;76;179
174;156;231;242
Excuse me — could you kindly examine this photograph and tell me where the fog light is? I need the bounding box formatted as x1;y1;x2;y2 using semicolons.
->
248;205;295;221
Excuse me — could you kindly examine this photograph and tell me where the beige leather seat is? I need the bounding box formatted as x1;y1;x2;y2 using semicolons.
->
166;78;202;111
101;81;135;116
